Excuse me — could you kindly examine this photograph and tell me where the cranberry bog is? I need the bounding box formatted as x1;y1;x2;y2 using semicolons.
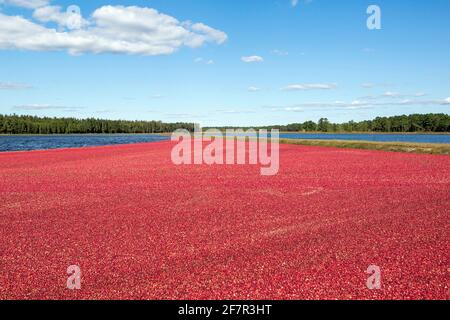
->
0;141;448;299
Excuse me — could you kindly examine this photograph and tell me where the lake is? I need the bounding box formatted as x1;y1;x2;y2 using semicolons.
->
278;133;450;144
0;134;170;152
0;133;449;152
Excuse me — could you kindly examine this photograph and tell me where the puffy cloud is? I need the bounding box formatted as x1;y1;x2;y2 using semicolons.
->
0;5;228;55
189;22;227;44
282;83;338;91
33;5;89;30
241;55;264;63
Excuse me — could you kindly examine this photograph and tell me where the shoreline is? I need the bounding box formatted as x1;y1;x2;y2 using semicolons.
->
0;132;173;136
1;131;450;136
1;136;450;155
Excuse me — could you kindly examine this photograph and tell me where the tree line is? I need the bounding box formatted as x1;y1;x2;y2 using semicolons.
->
0;114;195;134
0;113;449;134
208;114;450;133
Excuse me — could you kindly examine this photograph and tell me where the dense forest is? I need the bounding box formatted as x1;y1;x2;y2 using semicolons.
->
209;113;450;133
0;113;449;134
0;114;195;134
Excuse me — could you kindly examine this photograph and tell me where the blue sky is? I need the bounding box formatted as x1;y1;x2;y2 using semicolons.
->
0;0;449;126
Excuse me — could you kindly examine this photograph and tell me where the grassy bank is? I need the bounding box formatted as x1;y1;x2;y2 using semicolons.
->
278;138;450;155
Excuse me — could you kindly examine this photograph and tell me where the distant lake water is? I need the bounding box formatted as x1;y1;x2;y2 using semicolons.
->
0;133;449;152
278;133;450;144
0;134;170;152
222;132;450;144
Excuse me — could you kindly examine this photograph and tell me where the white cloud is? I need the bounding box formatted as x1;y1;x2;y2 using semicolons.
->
0;81;32;89
0;5;228;55
291;0;312;7
194;57;214;65
33;5;89;30
271;49;288;56
241;55;264;63
361;82;392;89
282;83;338;91
383;91;401;98
13;104;82;111
248;86;261;92
265;97;450;112
360;91;428;100
189;22;227;44
2;0;49;9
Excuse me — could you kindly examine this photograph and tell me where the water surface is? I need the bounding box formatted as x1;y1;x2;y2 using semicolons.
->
278;133;450;144
0;134;169;152
1;133;449;152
